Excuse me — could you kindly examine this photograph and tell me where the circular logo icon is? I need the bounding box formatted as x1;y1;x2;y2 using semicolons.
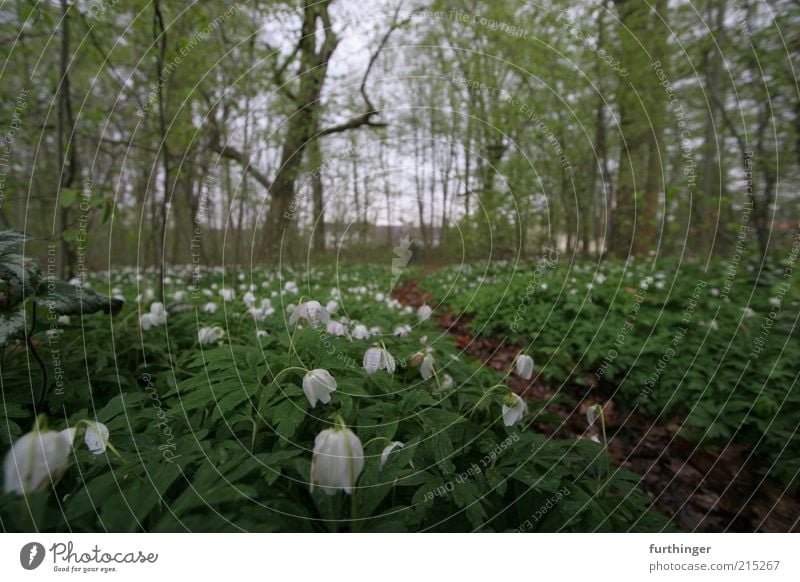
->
20;542;46;570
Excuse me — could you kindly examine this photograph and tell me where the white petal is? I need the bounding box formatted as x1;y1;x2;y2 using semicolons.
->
84;422;110;455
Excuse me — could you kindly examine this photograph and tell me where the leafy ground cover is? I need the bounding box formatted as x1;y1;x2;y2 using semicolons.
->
422;258;800;495
1;256;674;532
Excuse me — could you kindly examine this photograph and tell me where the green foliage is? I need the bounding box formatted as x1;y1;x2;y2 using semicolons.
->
1;263;674;532
425;258;800;486
0;229;123;348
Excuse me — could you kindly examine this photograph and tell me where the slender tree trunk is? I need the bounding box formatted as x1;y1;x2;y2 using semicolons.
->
57;0;79;279
153;0;170;299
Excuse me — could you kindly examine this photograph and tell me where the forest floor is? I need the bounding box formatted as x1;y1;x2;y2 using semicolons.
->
392;277;800;533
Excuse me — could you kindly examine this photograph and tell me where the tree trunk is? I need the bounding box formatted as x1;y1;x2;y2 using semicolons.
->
57;0;79;280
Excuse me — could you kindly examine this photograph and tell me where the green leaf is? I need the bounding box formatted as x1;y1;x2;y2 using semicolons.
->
0;229;29;254
59;187;78;208
0;308;27;347
37;280;124;316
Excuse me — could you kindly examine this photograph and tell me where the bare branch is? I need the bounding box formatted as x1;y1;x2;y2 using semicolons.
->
208;141;272;191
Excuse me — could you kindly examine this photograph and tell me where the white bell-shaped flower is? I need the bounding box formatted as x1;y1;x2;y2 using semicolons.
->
290;300;330;328
140;302;167;330
326;320;347;337
439;373;454;391
198;325;225;346
202;302;218;314
380;441;405;470
352;324;370;340
3;431;71;495
310;425;364;495
248;307;266;321
417;304;433;321
363;347;396;375
502;393;527;427
302;369;337;408
420;353;436;380
586;403;602;427
514;354;534;380
394;324;412;337
219;288;235;301
84;421;110;455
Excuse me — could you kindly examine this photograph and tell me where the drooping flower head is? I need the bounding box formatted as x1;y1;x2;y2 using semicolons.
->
198;325;225;346
290;300;330;328
502;393;527;427
417;304;433;321
363;346;396;375
3;431;71;495
310;423;364;495
139;302;167;330
302;369;337;408
514;354;534;380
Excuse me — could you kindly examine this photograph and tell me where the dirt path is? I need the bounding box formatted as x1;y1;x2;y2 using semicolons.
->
393;278;800;532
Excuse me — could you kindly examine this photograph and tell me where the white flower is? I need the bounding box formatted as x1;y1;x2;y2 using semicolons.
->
586;403;602;427
420;353;436;380
284;281;299;294
290;300;330;328
243;291;256;307
326;320;348;337
59;427;77;448
369;326;382;335
256;330;269;338
3;431;71;495
302;369;337;408
203;302;218;314
363;347;396;375
326;300;339;314
417;304;432;321
374;292;385;302
57;315;71;325
352;324;371;340
439;373;454;391
310;426;364;495
219;288;235;301
83;422;110;455
140;302;167;330
198;325;225;346
394;324;412;337
743;307;756;318
502;393;527;427
380;441;405;470
769;297;781;307
248;307;266;321
172;290;185;302
515;354;534;380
